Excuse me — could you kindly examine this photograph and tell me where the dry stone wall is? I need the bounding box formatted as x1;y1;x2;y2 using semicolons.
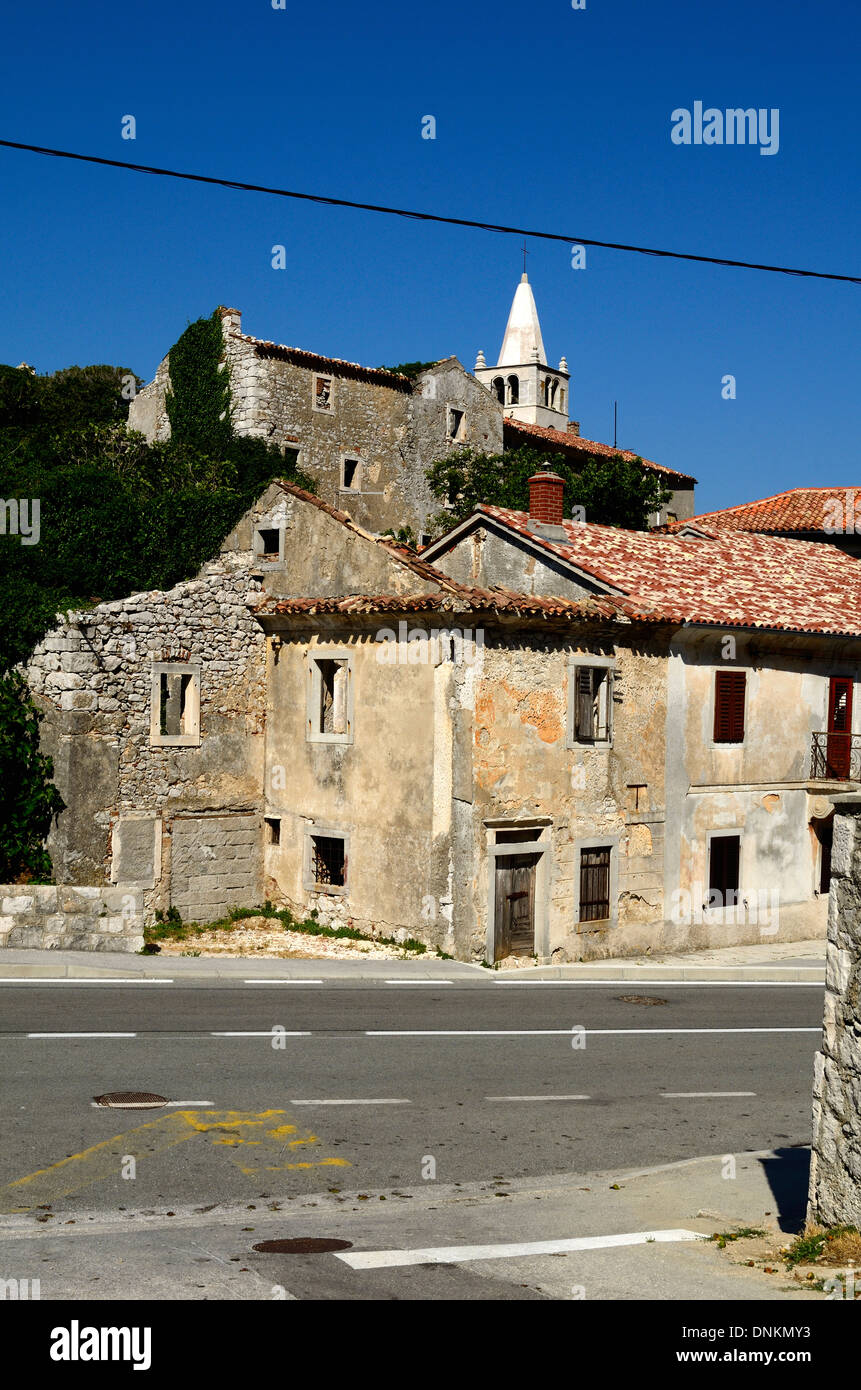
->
25;547;267;922
0;886;144;952
808;794;861;1227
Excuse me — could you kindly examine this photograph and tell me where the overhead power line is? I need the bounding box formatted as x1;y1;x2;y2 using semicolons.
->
1;137;859;285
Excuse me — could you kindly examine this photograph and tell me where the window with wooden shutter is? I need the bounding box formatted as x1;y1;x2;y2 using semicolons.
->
573;665;612;743
579;845;611;922
708;834;740;903
713;670;746;743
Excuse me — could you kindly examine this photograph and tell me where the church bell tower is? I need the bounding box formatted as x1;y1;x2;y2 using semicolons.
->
474;273;570;429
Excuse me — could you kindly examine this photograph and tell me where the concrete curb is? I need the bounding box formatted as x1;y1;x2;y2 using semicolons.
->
0;947;825;983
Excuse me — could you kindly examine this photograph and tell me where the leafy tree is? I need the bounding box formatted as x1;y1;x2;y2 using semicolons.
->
376;361;436;379
0;670;64;883
0;363;140;435
425;445;673;535
0;315;314;878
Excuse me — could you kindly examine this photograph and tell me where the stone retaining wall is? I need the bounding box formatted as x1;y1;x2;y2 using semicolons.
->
0;887;144;953
807;794;861;1227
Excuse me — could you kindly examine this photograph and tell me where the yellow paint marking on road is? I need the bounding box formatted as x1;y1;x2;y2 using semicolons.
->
0;1109;349;1212
0;1112;200;1213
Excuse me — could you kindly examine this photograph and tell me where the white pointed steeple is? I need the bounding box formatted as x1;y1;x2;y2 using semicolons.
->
474;274;570;429
498;273;547;367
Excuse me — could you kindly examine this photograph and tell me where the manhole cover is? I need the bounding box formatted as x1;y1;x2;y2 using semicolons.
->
252;1238;353;1255
93;1092;168;1109
614;994;668;1006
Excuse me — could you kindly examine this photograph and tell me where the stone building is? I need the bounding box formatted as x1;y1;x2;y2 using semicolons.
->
808;792;861;1228
23;471;861;961
128;279;695;537
423;472;861;948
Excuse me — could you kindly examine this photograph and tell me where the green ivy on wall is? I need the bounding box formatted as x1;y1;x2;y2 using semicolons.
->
165;310;233;455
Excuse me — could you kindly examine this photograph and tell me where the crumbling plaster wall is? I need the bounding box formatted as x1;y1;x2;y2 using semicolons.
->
430;524;607;599
228;483;440;601
663;632;849;946
261;623;458;949
465;633;668;962
808;795;861;1228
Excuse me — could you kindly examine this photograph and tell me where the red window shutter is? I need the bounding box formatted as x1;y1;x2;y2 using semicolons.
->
714;671;745;743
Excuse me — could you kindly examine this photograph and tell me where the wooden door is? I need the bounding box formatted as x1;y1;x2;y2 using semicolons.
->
827;677;853;779
494;854;538;961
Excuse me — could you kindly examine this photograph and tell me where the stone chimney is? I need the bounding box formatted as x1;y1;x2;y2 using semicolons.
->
217;306;242;336
528;471;565;532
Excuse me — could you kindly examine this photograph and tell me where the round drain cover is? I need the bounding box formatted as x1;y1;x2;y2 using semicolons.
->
252;1238;353;1255
614;994;668;1006
93;1092;168;1109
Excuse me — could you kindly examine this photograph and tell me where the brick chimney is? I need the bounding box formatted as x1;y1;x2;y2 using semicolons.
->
528;471;565;529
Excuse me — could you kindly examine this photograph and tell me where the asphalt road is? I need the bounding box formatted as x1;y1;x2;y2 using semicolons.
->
0;981;823;1212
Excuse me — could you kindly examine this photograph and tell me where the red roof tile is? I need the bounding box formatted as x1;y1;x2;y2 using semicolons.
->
503;418;697;486
258;588;623;621
476;504;861;636
242;337;414;390
664;487;858;536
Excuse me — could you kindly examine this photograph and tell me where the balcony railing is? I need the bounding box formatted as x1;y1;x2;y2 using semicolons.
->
810;731;861;781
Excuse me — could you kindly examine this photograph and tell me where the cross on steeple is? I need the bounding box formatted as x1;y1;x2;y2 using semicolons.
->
522;240;529;275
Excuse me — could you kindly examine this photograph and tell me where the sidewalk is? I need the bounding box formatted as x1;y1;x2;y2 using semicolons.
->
530;937;826;982
0;937;826;982
0;1146;823;1301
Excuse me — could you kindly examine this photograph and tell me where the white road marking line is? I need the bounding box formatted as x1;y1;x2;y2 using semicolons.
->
211;1031;311;1037
384;980;453;985
28;1032;137;1038
485;1094;590;1102
243;980;323;985
165;1100;215;1106
660;1091;756;1098
365;1027;820;1037
494;980;823;987
0;979;174;985
336;1228;705;1270
289;1098;411;1106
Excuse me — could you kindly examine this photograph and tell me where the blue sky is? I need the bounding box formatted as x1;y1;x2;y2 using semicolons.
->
1;0;858;512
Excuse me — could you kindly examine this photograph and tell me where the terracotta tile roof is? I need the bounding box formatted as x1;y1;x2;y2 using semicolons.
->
242;336;414;391
258;587;624;621
663;487;857;536
503;418;697;486
475;504;861;636
262;482;627;622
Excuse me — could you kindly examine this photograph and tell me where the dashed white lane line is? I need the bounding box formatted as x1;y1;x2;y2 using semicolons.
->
243;980;323;985
485;1094;590;1102
1;979;173;985
289;1098;411;1106
336;1228;705;1270
660;1091;756;1098
365;1027;820;1037
211;1031;312;1037
384;980;454;986
28;1032;137;1038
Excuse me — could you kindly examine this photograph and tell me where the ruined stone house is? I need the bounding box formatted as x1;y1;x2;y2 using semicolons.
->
128;277;696;539
23;470;861;962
